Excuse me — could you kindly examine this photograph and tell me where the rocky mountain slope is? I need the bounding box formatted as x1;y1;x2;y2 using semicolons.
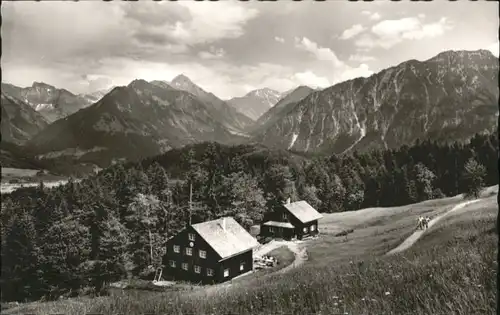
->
26;80;241;166
227;88;283;120
170;75;253;133
1;82;93;122
1;92;49;145
252;85;315;132
253;50;499;154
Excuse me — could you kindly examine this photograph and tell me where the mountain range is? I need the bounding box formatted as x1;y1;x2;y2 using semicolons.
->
24;79;243;166
169;74;254;133
1;49;498;170
253;50;499;154
227;88;284;120
251;85;315;132
80;87;115;104
1;82;95;122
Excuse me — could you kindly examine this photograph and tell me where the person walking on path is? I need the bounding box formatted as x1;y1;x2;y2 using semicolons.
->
417;216;424;230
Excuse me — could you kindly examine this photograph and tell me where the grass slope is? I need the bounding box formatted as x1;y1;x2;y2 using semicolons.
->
3;186;497;315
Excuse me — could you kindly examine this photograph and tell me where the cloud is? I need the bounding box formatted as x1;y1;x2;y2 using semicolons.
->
3;1;497;99
198;47;226;60
123;2;259;46
339;24;366;40
369;13;381;21
274;36;285;43
356;16;454;49
292;71;331;88
399;17;453;40
79;75;114;94
122;2;191;28
295;37;343;67
361;10;381;21
349;54;376;62
294;37;373;84
341;64;373;81
83;58;307;99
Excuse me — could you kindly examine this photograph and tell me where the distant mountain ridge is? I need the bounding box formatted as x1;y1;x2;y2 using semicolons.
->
227;88;283;121
169;74;253;133
1;92;49;144
252;85;315;133
25;79;246;166
253;49;499;154
79;87;115;104
6;49;498;169
1;82;93;122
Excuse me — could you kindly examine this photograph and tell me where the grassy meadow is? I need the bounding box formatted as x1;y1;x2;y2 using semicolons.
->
3;186;497;315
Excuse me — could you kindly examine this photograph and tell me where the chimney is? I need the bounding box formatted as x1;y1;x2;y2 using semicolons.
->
222;217;226;232
286;197;291;205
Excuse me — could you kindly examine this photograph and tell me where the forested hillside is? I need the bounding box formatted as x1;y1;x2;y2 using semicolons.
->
1;131;497;302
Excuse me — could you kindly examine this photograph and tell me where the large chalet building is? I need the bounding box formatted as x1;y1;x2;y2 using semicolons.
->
259;200;323;240
163;217;259;284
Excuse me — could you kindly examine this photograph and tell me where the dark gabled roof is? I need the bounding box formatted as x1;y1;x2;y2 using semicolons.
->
283;200;323;224
192;217;259;261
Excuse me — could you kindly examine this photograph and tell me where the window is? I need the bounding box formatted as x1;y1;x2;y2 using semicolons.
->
282;213;287;220
169;260;176;268
199;250;207;259
303;227;307;233
194;265;201;274
185;247;193;256
173;245;180;253
188;233;196;241
240;261;246;271
207;268;214;276
224;269;230;277
182;263;188;271
269;226;274;233
310;225;316;231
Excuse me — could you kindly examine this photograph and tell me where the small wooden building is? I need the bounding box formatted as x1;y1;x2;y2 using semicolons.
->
163;217;259;284
260;200;323;241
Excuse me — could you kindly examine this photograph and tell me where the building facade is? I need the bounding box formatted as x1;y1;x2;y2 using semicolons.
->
260;200;323;241
163;217;259;284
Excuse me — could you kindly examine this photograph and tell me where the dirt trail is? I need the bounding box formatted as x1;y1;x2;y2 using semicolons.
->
278;241;308;273
254;239;308;273
191;240;308;298
386;199;480;255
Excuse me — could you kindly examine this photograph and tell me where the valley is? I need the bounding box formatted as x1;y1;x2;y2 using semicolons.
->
2;50;498;170
1;167;75;194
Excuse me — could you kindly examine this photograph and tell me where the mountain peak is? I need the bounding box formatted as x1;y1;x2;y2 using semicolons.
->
254;48;498;154
290;85;313;93
246;88;280;98
295;85;312;90
171;74;194;85
32;82;55;90
150;80;174;90
429;49;497;63
128;79;151;89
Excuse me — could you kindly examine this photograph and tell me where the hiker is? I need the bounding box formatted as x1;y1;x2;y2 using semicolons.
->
417;216;424;230
424;216;430;229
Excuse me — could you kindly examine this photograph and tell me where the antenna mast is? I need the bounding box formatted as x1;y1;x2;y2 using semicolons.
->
189;181;193;226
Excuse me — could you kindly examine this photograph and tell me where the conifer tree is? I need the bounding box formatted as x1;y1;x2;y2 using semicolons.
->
462;157;487;199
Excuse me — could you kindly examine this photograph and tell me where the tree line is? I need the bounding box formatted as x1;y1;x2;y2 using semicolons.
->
1;131;497;302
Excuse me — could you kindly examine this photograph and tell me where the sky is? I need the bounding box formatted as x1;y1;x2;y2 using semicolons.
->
2;0;499;99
